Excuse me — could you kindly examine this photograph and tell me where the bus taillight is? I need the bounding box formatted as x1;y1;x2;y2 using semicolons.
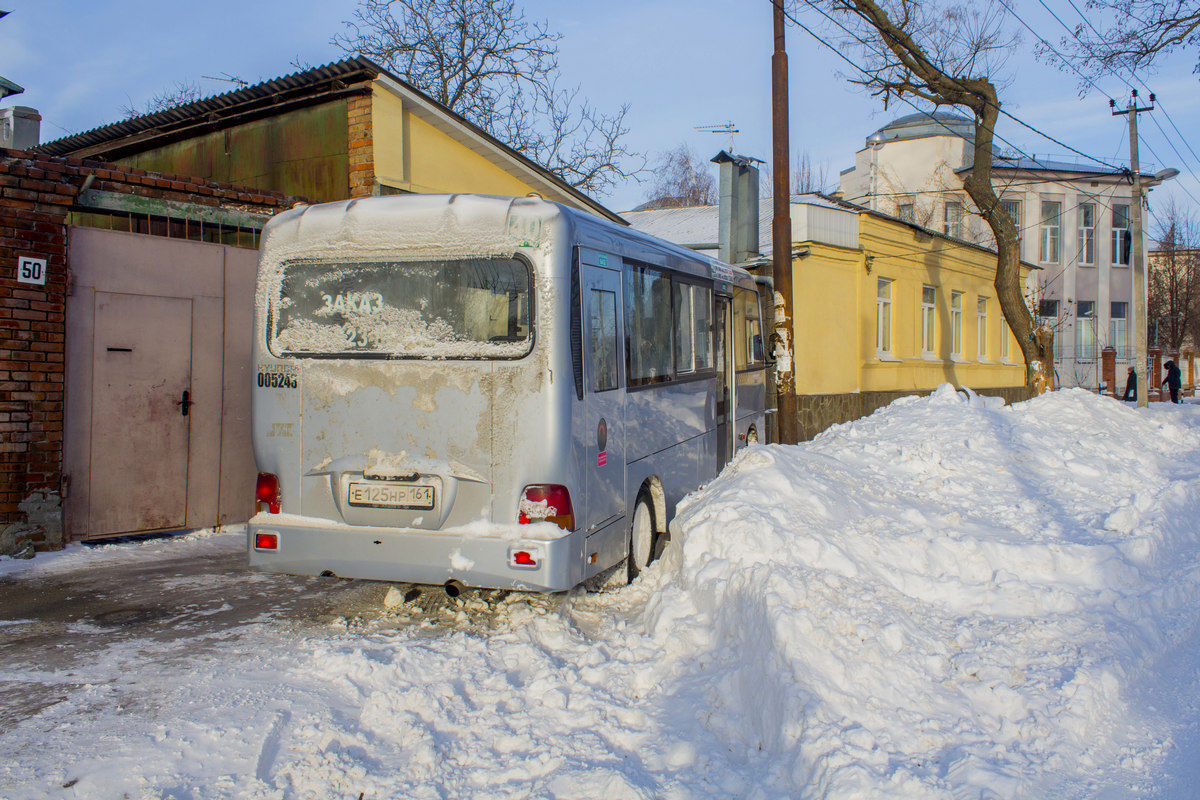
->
256;472;281;514
518;485;574;530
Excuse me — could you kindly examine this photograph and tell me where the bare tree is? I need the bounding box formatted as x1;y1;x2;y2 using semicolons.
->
333;0;641;195
792;151;832;194
641;144;718;209
120;80;202;119
1149;199;1199;350
805;0;1052;390
758;151;832;199
1047;0;1200;79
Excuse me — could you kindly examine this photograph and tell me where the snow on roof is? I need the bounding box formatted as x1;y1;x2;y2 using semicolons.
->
622;194;852;259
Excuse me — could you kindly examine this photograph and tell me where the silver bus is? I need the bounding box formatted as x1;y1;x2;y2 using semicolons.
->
248;194;766;592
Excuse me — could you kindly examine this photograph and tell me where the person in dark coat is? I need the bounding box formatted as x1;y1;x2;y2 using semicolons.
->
1122;367;1137;401
1162;360;1182;403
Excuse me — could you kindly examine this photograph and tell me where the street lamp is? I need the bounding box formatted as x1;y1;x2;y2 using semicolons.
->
867;132;885;211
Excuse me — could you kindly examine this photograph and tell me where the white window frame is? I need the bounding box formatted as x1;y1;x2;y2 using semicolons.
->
921;285;936;356
944;201;964;239
1076;300;1097;361
1001;198;1022;255
950;291;963;358
1112;203;1131;266
1039;199;1061;263
977;296;988;360
876;278;893;356
1079;202;1096;266
1000;320;1010;362
1038;299;1062;362
1110;301;1129;358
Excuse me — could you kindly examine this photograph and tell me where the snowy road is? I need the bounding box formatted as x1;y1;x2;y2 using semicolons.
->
1;387;1199;799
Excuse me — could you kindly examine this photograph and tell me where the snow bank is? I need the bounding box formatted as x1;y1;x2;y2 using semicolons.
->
2;387;1198;799
643;386;1200;797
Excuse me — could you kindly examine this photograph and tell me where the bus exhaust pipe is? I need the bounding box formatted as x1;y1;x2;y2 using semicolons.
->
444;579;466;598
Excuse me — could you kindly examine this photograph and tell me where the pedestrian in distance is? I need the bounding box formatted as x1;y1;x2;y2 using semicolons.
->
1162;360;1182;404
1122;366;1137;401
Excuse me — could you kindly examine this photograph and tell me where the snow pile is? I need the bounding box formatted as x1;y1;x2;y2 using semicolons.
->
643;385;1200;797
2;387;1198;799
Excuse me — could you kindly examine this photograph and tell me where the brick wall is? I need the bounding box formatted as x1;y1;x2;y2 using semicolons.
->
0;148;292;554
347;94;374;198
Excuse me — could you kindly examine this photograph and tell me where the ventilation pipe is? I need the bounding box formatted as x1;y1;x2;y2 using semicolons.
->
711;150;762;265
0;106;41;150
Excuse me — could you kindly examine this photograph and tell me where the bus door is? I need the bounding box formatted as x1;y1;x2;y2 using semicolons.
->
581;263;625;533
715;294;735;468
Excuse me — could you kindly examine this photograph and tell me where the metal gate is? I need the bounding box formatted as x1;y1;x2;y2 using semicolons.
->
64;227;258;539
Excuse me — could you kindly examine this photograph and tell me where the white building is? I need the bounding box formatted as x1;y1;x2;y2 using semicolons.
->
838;111;1175;389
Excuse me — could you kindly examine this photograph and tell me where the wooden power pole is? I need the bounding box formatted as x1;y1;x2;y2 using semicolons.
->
1112;90;1154;408
772;1;797;443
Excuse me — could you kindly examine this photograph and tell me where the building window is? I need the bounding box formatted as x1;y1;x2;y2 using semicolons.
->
950;291;963;357
1039;200;1061;262
877;278;893;355
977;296;988;359
1076;300;1097;360
1000;320;1010;361
922;285;936;355
944;201;964;238
1111;301;1128;358
1001;198;1022;252
1079;203;1096;266
1112;203;1131;266
899;203;915;223
1038;299;1060;361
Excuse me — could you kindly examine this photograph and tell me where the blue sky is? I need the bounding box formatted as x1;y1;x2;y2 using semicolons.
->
2;0;1198;219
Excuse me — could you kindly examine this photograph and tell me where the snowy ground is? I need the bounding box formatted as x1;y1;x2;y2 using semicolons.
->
1;386;1199;799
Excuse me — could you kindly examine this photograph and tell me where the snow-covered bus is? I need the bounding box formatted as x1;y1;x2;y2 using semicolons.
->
248;194;766;592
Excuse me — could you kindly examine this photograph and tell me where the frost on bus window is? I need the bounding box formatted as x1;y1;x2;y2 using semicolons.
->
589;288;618;392
270;257;532;359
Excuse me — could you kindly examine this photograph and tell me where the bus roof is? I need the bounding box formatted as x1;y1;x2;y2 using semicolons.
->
261;194;758;292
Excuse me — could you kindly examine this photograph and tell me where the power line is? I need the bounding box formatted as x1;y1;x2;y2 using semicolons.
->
786;0;1124;173
1053;0;1200;191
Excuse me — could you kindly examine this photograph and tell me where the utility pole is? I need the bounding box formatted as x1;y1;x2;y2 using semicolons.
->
772;1;797;443
1112;90;1154;408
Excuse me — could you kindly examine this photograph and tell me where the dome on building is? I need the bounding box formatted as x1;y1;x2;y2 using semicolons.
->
867;111;974;146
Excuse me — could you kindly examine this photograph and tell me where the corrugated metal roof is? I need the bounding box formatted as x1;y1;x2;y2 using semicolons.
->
34;56;622;223
37;58;382;157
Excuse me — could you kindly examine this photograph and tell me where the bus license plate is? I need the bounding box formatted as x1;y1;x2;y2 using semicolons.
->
348;482;435;509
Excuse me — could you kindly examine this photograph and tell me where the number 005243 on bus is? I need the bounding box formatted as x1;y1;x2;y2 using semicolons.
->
348;483;435;509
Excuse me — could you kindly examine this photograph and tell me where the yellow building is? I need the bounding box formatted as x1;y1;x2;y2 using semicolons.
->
789;198;1033;438
36;56;621;223
626;192;1034;440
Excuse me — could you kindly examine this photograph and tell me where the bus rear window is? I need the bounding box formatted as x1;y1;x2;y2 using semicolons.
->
270;257;532;359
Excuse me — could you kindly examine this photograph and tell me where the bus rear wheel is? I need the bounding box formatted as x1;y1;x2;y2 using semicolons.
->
627;496;656;583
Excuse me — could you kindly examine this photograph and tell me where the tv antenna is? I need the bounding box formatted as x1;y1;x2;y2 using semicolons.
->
695;121;739;152
202;73;250;88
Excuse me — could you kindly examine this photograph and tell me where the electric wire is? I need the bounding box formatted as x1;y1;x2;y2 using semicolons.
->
1053;0;1200;196
784;0;1125;172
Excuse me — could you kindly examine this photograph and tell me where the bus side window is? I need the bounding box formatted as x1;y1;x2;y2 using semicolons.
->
589;288;618;392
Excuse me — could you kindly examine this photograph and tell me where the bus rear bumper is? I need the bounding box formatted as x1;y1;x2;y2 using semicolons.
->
247;515;585;592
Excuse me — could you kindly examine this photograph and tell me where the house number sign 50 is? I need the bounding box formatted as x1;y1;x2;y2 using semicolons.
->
16;256;47;286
